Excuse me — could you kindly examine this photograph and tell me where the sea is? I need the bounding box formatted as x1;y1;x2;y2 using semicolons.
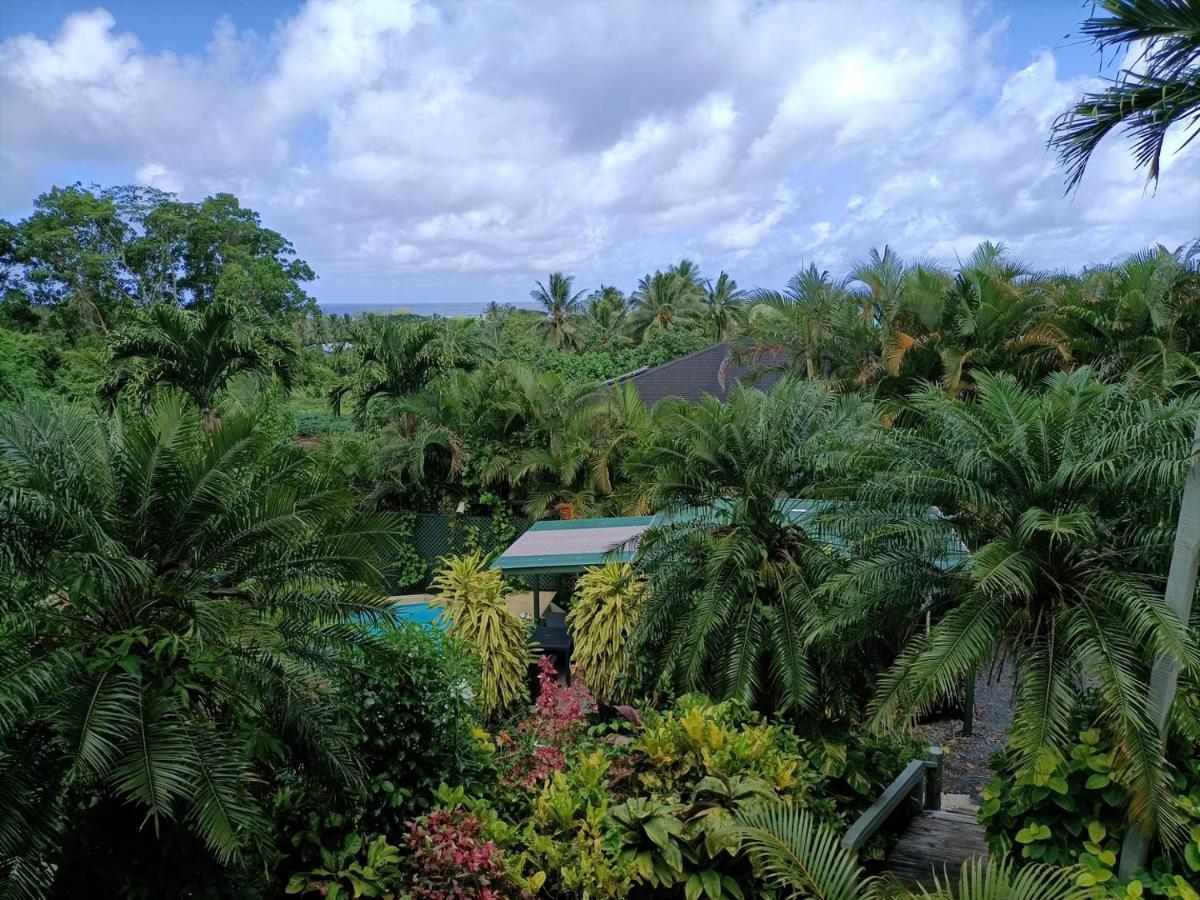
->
318;300;539;318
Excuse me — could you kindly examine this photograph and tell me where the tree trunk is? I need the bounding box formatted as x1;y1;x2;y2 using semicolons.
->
1119;417;1200;877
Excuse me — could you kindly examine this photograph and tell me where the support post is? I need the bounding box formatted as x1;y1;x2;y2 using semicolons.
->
1119;418;1200;878
924;746;944;811
532;574;541;624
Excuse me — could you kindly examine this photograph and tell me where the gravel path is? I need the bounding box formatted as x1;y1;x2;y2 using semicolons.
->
914;665;1014;801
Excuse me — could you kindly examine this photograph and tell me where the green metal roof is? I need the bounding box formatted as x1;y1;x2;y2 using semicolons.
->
490;502;966;575
490;516;655;573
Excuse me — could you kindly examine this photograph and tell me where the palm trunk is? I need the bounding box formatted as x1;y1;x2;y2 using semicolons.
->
1119;417;1200;876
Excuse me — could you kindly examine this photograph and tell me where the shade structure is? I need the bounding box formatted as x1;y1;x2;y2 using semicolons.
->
490;516;655;575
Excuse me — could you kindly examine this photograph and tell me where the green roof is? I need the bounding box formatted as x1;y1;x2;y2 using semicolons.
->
490;501;966;575
490;516;655;573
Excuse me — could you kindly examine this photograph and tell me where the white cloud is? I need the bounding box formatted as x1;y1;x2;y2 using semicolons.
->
0;0;1196;303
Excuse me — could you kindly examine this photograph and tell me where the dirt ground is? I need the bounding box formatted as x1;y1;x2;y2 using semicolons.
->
914;665;1014;801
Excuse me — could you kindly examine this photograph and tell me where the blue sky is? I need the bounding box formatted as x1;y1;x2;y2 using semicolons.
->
1;0;1196;307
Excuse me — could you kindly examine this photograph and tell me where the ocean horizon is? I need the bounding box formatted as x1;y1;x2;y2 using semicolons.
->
318;300;540;317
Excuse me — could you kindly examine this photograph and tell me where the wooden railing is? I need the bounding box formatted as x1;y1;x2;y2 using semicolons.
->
842;746;944;851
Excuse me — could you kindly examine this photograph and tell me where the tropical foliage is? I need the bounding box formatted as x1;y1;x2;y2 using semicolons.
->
102;296;299;424
0;398;402;896
566;562;647;703
828;371;1200;846
2;29;1198;889
1051;0;1200;191
431;552;531;720
627;379;873;716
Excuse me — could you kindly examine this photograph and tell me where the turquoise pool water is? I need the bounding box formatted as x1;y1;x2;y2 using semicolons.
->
392;601;445;628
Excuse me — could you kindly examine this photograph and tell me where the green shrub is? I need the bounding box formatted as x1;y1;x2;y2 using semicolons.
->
277;621;490;886
567;563;646;703
980;719;1200;896
432;552;532;719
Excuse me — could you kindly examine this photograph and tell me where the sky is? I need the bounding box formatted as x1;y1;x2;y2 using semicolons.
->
1;0;1197;307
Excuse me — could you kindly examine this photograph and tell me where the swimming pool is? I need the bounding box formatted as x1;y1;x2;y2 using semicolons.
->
391;601;445;628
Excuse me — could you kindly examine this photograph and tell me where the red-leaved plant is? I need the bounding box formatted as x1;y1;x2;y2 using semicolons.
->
403;807;513;899
495;656;597;787
524;656;596;743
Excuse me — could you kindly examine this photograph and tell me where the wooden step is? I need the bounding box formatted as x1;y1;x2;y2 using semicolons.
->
884;808;989;891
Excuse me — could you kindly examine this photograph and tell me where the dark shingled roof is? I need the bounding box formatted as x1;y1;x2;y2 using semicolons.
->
614;342;789;405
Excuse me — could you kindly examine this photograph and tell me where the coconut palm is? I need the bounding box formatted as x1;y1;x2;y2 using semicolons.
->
101;297;298;427
0;398;404;894
627;269;704;343
1051;0;1200;191
582;285;631;349
330;318;480;418
704;271;746;341
627;380;874;717
530;271;587;350
830;370;1200;844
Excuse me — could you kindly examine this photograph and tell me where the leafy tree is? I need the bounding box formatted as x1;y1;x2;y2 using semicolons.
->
132;193;316;313
530;272;587;350
102;297;299;427
1;186;317;335
1051;0;1200;190
832;370;1200;844
0;399;404;896
627;269;704;343
628;380;873;716
0;185;137;334
330;318;480;419
703;271;746;342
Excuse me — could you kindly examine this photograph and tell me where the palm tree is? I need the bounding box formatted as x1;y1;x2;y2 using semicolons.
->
748;264;846;380
848;245;905;328
627;380;874;716
530;272;587;350
0;398;404;894
627;269;704;343
1051;0;1200;191
514;381;656;519
703;271;746;341
880;242;1069;395
330;318;480;418
102;297;298;427
1055;244;1200;393
582;285;630;349
830;370;1200;845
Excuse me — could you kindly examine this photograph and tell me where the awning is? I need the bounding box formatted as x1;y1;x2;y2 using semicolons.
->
490;516;655;574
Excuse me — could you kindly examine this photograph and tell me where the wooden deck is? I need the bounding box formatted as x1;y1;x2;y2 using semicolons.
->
883;808;989;890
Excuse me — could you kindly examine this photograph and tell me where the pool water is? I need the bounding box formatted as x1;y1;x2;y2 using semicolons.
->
392;601;445;628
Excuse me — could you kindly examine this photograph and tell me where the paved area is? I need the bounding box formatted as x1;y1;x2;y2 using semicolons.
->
915;665;1014;800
